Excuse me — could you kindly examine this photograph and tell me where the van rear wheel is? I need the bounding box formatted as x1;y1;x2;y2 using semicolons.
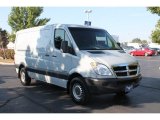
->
70;77;91;105
20;68;31;86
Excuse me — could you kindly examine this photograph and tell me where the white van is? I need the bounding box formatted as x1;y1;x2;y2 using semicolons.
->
14;24;142;104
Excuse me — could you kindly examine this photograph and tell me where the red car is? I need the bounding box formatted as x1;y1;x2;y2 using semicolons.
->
130;48;156;56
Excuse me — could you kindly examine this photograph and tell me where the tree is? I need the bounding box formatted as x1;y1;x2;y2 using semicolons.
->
8;32;16;42
147;7;160;16
151;29;160;44
8;7;50;42
141;40;148;44
0;28;9;59
131;38;148;44
131;38;142;43
150;20;160;44
0;28;9;48
147;7;160;43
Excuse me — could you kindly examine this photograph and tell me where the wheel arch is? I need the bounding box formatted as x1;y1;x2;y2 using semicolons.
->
67;72;84;93
18;63;26;78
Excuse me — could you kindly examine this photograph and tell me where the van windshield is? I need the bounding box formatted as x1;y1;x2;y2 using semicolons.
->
69;27;122;50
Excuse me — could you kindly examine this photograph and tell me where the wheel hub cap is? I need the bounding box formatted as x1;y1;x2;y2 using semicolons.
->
21;72;25;83
72;83;83;100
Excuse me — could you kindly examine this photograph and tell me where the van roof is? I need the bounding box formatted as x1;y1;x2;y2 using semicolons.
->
54;24;102;29
16;24;103;34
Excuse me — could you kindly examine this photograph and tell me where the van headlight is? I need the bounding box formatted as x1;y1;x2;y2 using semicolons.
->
90;62;112;76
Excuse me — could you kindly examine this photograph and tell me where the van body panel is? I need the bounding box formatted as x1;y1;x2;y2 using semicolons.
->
15;24;141;97
27;70;68;88
81;50;137;68
68;53;97;78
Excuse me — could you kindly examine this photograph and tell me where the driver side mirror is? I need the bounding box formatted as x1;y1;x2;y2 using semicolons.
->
117;42;123;50
61;41;69;53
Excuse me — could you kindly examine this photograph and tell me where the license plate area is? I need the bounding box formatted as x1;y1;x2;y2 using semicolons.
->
125;85;133;92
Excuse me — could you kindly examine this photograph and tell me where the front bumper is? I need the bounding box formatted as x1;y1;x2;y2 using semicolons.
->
84;74;142;94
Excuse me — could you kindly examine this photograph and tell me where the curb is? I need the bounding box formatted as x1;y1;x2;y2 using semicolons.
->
0;62;14;65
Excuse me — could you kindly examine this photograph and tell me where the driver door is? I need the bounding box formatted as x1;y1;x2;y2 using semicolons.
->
49;28;75;88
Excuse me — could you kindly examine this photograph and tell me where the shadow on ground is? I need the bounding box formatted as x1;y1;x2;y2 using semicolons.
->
1;76;160;113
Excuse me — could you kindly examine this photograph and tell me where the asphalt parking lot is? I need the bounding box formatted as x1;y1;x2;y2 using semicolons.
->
0;56;160;113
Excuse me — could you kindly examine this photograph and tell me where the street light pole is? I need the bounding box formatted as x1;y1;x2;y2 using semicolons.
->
85;10;92;21
84;10;92;26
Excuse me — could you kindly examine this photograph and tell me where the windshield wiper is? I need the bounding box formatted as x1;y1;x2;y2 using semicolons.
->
82;47;121;50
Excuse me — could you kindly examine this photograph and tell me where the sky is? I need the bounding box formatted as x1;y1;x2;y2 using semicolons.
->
0;7;159;42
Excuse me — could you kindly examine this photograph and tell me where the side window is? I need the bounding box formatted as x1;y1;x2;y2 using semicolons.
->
54;29;75;55
54;29;65;49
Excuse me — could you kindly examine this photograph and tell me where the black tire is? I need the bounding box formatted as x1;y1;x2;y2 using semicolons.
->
19;67;31;86
69;77;91;105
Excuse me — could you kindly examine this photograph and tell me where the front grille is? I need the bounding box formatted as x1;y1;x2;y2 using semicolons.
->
116;72;127;77
129;65;137;70
129;71;137;75
112;64;138;77
113;66;126;71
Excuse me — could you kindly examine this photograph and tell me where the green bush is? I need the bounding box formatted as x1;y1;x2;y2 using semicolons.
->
0;49;15;59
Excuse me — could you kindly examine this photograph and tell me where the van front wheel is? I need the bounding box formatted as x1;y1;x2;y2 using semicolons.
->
20;68;31;86
70;77;91;105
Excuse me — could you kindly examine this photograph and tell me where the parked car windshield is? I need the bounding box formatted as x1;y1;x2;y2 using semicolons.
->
69;27;122;50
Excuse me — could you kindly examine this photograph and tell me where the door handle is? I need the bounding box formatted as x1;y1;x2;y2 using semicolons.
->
45;54;49;57
52;55;57;57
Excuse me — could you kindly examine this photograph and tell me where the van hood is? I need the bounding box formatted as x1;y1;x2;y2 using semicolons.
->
81;50;138;67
